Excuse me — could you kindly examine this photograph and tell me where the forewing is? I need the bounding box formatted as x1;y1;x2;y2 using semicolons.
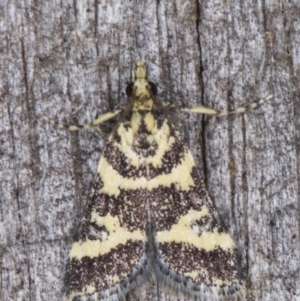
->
149;121;246;300
64;124;150;301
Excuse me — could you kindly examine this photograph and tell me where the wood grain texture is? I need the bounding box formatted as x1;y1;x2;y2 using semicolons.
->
1;0;299;300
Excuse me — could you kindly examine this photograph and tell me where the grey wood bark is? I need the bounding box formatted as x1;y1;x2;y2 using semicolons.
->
1;0;299;301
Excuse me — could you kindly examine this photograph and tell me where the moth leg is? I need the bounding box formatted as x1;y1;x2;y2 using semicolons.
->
43;109;122;133
182;94;273;116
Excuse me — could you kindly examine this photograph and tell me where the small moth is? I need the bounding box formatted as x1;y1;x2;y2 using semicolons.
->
46;61;272;301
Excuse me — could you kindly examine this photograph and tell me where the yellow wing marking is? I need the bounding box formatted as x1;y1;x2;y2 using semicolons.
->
157;206;236;252
115;119;177;168
130;112;142;136
144;112;156;132
98;149;195;196
69;211;144;260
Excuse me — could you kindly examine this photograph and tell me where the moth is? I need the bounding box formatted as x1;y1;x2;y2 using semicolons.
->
46;61;272;301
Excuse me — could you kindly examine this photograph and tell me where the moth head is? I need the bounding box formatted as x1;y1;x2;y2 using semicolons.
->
126;61;157;102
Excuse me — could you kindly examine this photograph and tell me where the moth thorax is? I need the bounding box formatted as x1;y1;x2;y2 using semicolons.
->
134;79;151;98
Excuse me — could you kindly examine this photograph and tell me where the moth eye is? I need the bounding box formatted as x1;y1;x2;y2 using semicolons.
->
149;82;157;96
126;82;134;97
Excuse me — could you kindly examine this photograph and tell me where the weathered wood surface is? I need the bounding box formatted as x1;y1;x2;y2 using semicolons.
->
1;0;299;300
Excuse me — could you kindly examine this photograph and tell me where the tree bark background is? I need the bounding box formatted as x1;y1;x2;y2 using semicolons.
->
1;0;299;300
